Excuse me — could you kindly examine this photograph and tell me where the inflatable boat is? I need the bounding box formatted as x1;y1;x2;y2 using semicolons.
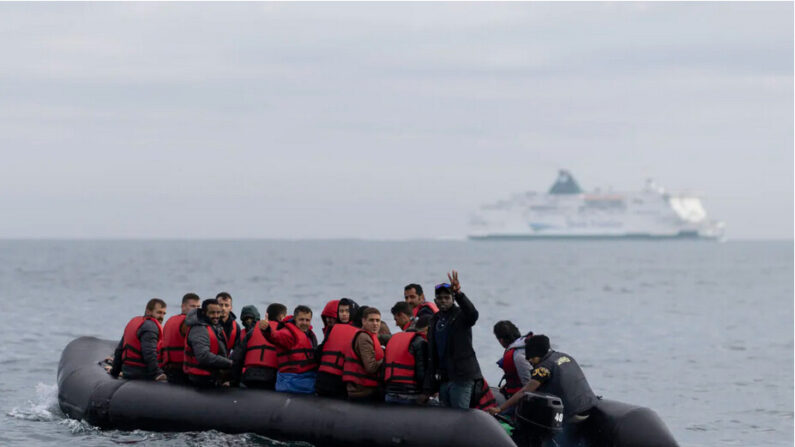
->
58;337;679;447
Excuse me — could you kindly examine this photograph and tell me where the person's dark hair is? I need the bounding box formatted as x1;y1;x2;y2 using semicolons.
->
294;305;312;317
391;301;412;316
267;303;288;321
146;298;166;311
404;283;423;296
352;305;368;328
362;307;381;319
202;298;219;312
216;291;232;301
414;315;432;330
493;320;521;342
525;334;551;359
182;293;200;304
339;297;359;318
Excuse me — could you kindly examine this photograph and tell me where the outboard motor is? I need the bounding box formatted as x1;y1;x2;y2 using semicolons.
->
512;391;564;447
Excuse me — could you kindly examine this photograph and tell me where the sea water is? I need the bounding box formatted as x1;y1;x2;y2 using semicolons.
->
1;240;792;446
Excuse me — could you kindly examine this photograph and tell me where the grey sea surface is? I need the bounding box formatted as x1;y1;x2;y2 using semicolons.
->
1;240;792;446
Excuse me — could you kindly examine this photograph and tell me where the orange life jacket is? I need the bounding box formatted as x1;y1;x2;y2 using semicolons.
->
342;330;384;388
412;301;438;318
160;314;186;367
183;325;223;376
383;332;420;385
121;316;163;369
318;323;359;376
243;321;278;373
272;320;318;374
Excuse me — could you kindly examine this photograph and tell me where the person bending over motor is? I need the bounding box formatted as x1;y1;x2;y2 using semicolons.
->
488;335;598;446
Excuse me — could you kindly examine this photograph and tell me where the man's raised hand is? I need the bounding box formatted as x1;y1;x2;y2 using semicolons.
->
447;270;461;293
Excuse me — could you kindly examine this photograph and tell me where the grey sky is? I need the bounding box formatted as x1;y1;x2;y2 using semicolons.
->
1;2;791;239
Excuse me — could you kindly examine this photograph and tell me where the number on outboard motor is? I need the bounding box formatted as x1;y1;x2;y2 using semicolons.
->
512;391;564;447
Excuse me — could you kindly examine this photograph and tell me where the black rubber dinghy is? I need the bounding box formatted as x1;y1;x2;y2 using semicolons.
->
58;337;679;447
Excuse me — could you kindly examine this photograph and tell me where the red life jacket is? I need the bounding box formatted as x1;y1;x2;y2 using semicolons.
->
223;320;240;352
321;300;340;319
400;320;411;331
272;321;318;374
318;323;359;377
243;322;278;373
160;314;187;367
412;301;438;318
383;332;420;385
183;325;223;376
473;378;498;411
121;316;163;369
501;347;525;396
342;330;384;388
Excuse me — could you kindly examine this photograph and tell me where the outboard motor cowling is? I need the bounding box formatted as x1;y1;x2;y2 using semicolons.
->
513;391;564;447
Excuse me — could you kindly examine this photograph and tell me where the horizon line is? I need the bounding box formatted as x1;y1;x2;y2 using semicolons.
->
0;237;791;243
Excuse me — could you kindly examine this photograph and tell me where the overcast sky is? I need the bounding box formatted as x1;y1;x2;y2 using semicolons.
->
0;2;791;239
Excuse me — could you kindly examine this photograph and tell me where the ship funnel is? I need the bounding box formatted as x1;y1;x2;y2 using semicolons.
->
549;170;583;194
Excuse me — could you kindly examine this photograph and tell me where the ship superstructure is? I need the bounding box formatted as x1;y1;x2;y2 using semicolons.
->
468;170;724;240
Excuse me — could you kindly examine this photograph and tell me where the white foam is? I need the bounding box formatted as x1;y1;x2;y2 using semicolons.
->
6;382;61;422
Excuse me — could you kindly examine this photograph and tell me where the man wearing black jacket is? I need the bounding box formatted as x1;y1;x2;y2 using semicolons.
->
423;270;483;409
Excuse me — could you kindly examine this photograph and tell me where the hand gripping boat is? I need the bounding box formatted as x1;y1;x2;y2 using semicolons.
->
58;337;679;447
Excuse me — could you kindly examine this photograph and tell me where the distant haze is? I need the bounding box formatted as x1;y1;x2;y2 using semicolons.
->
1;3;791;240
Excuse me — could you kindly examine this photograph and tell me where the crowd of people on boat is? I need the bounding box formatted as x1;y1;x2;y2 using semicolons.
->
109;270;597;426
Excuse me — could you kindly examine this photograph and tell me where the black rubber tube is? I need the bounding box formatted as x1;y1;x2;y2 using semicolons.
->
58;337;516;447
58;337;679;447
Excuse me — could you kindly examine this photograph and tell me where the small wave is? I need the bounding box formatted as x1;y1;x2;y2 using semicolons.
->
59;418;100;434
6;383;61;422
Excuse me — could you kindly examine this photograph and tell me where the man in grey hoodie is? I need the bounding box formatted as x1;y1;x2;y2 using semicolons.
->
184;298;234;388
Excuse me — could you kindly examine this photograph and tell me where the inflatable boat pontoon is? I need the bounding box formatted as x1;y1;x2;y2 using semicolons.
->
58;337;679;447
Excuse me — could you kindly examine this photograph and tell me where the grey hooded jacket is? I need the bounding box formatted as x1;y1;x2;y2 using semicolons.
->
185;309;233;370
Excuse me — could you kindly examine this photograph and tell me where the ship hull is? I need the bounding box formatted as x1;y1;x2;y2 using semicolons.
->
468;231;718;241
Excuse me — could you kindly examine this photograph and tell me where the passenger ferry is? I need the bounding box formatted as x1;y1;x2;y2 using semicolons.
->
468;170;724;240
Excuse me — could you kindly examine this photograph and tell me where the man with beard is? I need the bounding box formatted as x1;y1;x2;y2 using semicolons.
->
404;284;438;321
110;298;168;382
184;298;234;388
